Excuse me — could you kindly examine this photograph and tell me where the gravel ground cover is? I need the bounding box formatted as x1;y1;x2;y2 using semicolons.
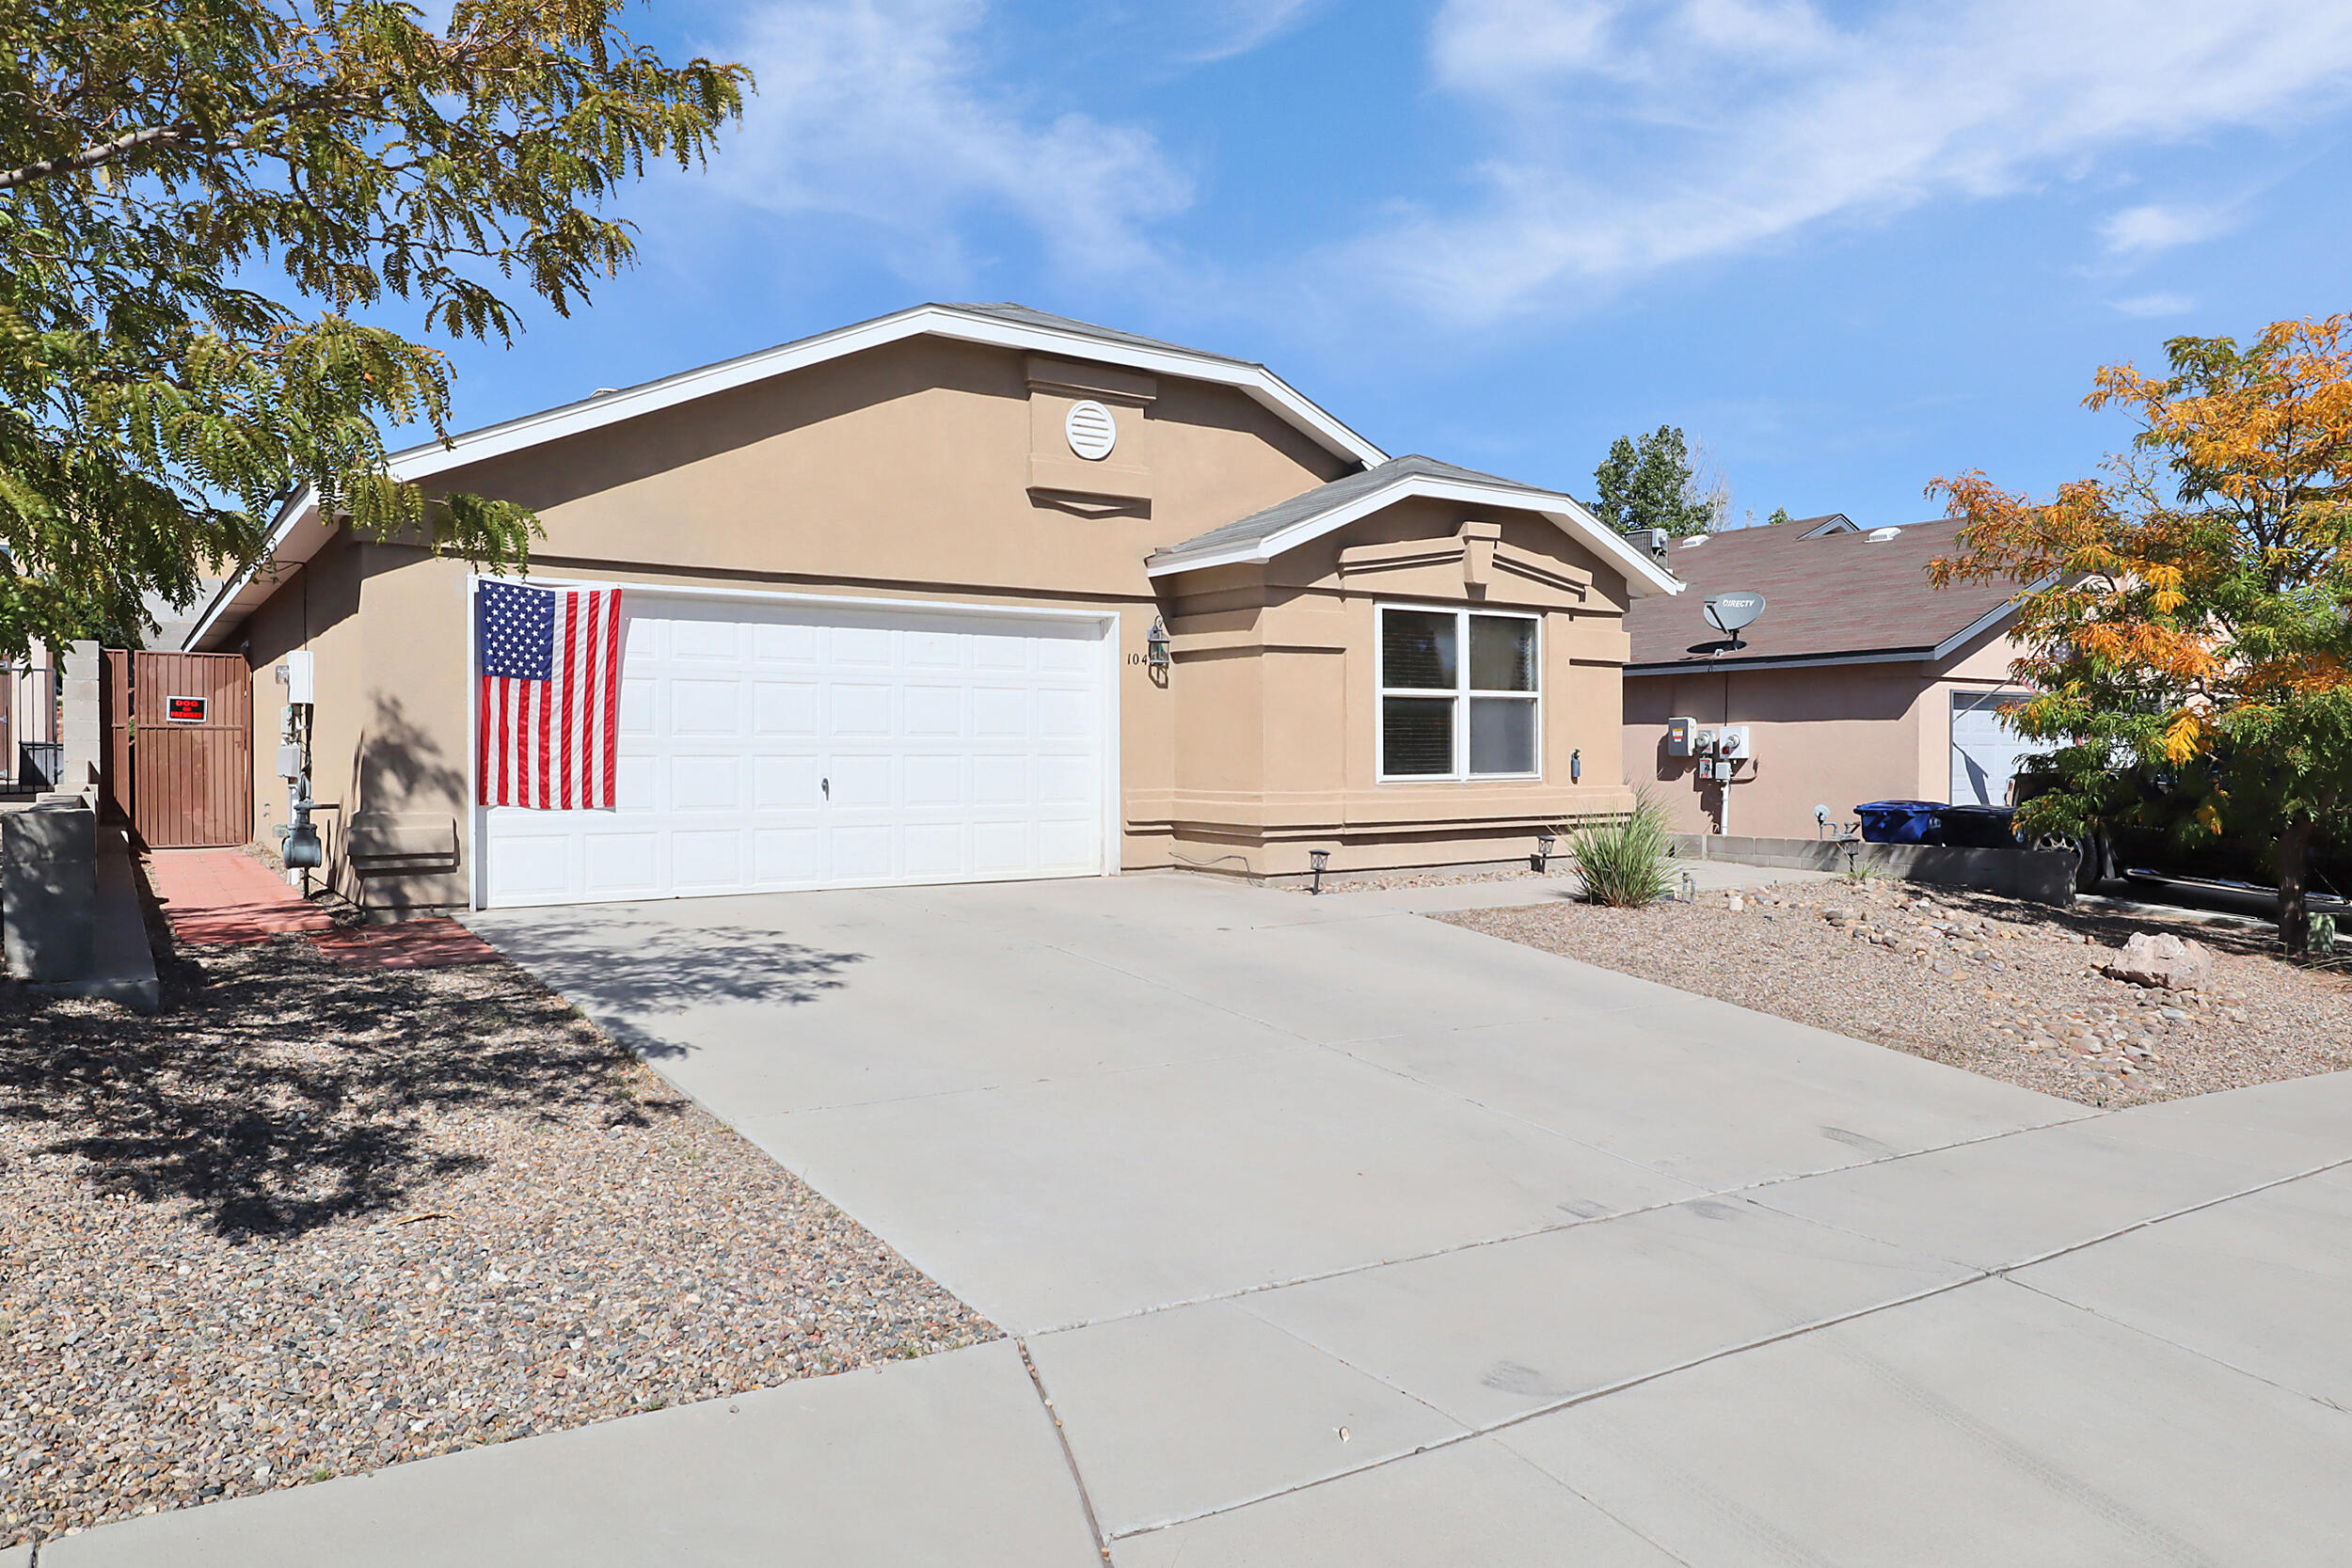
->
1440;875;2352;1106
2;931;994;1547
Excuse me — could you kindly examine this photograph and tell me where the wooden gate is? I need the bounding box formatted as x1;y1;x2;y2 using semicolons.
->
103;650;253;847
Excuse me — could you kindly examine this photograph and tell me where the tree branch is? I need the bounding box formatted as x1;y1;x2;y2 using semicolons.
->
0;123;198;191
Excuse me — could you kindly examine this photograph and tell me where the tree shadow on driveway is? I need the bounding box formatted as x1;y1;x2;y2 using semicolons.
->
462;915;867;1061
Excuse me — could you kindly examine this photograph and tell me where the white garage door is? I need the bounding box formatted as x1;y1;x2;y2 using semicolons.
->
1949;689;2048;807
481;594;1112;908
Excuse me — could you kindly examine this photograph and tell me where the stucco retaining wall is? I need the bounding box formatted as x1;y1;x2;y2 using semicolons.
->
1671;832;2079;907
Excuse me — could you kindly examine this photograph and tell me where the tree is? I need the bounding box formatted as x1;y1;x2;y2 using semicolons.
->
1593;425;1713;536
0;0;750;657
1766;506;1792;527
1930;316;2352;953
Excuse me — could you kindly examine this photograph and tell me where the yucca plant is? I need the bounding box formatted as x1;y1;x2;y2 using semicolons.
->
1567;791;1677;907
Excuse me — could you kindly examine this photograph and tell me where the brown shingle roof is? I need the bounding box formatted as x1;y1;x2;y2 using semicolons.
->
1624;517;2022;670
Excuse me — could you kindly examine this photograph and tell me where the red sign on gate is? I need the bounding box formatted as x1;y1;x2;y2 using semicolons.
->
165;695;208;723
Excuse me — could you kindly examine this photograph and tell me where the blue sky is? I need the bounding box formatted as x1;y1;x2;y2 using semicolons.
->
426;0;2352;529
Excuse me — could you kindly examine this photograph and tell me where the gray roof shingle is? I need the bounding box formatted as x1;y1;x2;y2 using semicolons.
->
1149;454;1570;568
1624;517;2022;667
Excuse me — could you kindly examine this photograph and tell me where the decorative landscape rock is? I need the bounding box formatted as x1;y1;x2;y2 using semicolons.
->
2103;931;2217;990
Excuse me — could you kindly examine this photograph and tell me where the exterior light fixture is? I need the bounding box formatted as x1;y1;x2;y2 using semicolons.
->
1145;616;1172;671
1534;830;1557;872
1309;847;1330;895
1570;747;1582;783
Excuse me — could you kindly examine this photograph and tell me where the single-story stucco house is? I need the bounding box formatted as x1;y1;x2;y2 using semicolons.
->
183;303;1681;911
1620;513;2041;841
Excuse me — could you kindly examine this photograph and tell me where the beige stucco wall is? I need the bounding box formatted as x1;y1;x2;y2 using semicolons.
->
1621;626;2029;841
223;331;1641;907
1155;496;1638;877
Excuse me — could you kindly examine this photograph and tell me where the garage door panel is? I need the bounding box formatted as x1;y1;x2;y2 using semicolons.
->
972;754;1028;804
905;629;962;668
489;832;572;900
831;683;895;736
671;679;743;736
754;681;820;736
904;824;964;877
671;619;740;662
671;755;741;812
671;829;745;887
584;832;661;894
615;753;659;808
619;678;658;736
903;685;963;736
754;623;821;665
830;626;894;666
755;827;822;882
831;826;894;879
1037;817;1099;868
1037;689;1092;736
972;688;1028;736
904;754;963;806
1038;753;1094;804
973;821;1029;871
754;754;821;810
482;597;1109;908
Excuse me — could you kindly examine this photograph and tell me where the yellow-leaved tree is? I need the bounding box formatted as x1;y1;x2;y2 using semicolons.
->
1930;316;2352;953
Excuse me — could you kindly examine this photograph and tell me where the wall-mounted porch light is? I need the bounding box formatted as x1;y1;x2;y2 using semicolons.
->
1534;829;1557;872
1309;847;1330;895
1145;616;1172;671
1570;748;1582;783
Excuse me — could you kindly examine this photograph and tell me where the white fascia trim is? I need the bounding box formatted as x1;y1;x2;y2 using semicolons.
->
185;304;1390;650
1148;475;1686;598
183;484;322;650
1930;583;2041;660
394;305;1384;483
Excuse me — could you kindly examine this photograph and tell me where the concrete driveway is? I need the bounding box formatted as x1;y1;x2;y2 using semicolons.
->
53;875;2352;1567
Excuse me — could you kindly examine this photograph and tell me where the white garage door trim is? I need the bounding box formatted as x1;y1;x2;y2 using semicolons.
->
467;577;1121;910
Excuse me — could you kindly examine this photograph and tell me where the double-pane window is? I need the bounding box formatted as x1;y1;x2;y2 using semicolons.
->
1378;606;1539;779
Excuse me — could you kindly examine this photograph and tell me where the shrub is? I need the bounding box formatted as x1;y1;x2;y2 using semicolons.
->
1569;792;1677;907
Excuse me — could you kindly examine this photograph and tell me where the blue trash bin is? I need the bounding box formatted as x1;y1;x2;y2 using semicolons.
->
1855;800;1945;845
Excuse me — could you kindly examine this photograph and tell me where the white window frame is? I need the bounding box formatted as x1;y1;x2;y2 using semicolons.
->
1375;602;1544;784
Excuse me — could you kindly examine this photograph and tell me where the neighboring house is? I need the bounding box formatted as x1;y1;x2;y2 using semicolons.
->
1620;514;2042;840
183;303;1680;911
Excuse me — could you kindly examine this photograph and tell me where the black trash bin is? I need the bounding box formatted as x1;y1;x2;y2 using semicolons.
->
1937;804;2020;848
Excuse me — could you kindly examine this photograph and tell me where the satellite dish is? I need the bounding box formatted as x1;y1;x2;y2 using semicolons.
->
1704;591;1767;641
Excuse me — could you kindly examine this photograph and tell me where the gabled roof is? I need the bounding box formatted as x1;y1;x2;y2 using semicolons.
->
1792;513;1859;537
1145;454;1686;598
186;303;1388;649
1624;516;2026;672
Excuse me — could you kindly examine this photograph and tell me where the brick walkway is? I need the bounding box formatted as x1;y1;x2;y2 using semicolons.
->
143;848;336;944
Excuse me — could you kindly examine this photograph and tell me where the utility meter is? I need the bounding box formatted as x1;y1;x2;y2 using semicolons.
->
1717;725;1752;759
1694;727;1718;754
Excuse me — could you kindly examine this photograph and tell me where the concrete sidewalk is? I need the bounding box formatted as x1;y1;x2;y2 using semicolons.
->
53;875;2352;1566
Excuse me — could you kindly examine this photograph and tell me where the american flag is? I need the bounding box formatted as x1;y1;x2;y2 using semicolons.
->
476;580;624;809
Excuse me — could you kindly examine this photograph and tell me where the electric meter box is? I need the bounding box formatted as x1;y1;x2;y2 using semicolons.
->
1666;717;1697;757
276;650;315;705
1717;725;1752;759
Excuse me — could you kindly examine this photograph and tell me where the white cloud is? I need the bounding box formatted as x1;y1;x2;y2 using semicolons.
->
2100;202;2233;255
2113;291;2196;318
1184;0;1334;63
708;0;1193;278
1348;0;2352;322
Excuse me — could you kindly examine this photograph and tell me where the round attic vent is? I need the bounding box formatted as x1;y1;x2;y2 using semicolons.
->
1066;400;1119;461
1867;526;1901;542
